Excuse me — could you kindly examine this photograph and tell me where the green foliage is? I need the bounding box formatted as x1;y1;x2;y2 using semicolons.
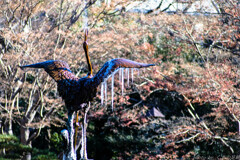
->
0;134;32;159
181;49;199;63
0;134;58;159
32;149;58;160
155;36;172;60
0;134;18;142
139;31;203;64
50;132;63;153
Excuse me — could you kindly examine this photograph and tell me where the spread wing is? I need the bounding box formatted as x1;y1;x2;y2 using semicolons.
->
92;58;155;87
19;60;79;82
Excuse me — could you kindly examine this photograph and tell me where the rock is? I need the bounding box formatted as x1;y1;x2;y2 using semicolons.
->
146;107;165;118
144;89;185;119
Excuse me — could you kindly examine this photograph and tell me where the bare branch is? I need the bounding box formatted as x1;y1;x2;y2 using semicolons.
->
176;133;200;144
182;16;206;64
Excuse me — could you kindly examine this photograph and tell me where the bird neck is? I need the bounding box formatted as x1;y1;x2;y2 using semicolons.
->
83;41;92;78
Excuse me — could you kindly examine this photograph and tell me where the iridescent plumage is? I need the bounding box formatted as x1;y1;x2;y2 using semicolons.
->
20;58;154;111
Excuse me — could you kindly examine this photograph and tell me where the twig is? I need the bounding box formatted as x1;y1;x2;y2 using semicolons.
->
132;100;143;108
0;104;9;113
26;127;42;145
90;6;107;28
24;76;37;117
182;95;200;120
58;0;64;30
176;133;200;144
215;136;234;154
220;94;240;135
142;77;155;84
53;33;61;60
183;94;213;134
182;16;206;64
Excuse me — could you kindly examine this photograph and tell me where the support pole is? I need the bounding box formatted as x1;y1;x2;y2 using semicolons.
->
80;103;90;160
74;111;80;149
63;110;77;160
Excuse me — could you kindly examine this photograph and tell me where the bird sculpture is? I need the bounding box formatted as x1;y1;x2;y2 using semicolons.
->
20;30;155;160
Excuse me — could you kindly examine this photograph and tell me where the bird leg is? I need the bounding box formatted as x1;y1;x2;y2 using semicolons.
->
74;111;80;149
80;103;90;160
64;110;77;160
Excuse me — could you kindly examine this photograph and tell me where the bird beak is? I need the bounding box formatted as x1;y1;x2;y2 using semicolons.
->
84;29;88;42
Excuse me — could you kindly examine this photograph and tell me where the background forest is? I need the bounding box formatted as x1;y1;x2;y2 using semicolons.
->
0;0;240;159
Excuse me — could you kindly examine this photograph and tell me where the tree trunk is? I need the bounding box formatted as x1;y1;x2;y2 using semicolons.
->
7;118;13;135
20;117;32;160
